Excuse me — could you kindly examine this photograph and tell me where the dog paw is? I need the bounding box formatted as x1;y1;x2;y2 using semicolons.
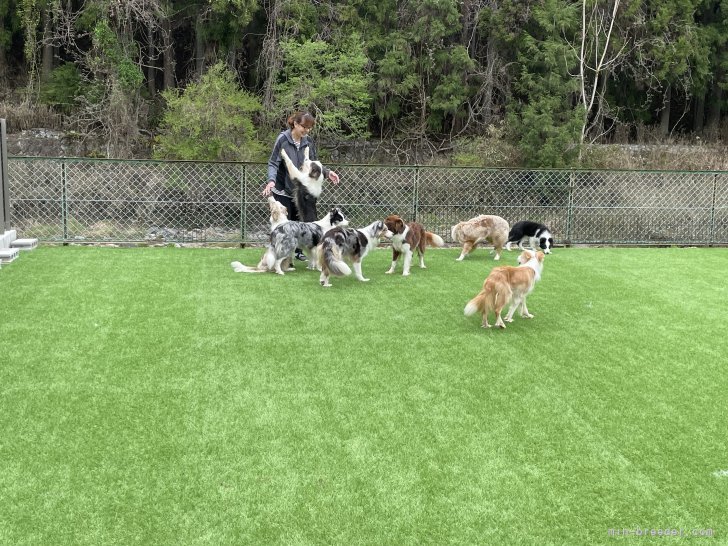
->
455;256;465;261
522;313;534;319
359;278;370;282
402;272;410;276
505;318;514;323
385;270;394;274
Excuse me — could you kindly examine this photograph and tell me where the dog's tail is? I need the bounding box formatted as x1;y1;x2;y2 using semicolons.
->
426;232;445;247
464;291;486;317
231;261;268;273
321;240;351;277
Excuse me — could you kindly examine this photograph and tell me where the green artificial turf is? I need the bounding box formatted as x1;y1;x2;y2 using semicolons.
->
1;245;726;544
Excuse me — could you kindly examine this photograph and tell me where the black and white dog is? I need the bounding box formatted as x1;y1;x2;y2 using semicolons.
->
505;220;554;254
280;147;324;222
262;207;348;275
318;220;393;287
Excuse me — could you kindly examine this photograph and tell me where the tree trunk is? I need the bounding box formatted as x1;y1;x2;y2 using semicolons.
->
659;86;671;137
261;0;282;116
195;11;206;77
41;7;54;82
706;77;723;135
693;92;705;134
0;13;6;83
147;22;157;97
481;36;497;126
162;16;175;91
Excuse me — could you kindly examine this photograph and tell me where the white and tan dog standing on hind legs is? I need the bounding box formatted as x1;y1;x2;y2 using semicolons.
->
383;214;445;276
464;249;545;329
231;196;290;273
318;220;393;287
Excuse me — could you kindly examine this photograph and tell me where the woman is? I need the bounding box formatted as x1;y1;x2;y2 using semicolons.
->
262;112;340;261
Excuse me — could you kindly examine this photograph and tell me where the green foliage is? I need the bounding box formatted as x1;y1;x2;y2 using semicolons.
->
429;45;475;132
451;129;519;167
274;36;373;140
17;0;39;64
507;0;583;167
154;63;264;161
39;62;83;112
91;20;143;91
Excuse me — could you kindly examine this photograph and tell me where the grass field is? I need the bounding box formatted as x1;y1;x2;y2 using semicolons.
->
1;245;727;545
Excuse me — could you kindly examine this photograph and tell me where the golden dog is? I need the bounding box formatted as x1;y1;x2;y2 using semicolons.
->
464;250;545;329
451;214;509;261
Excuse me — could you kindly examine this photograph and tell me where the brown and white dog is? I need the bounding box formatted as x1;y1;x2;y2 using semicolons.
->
451;215;509;261
231;196;290;273
464;250;545;329
383;215;445;276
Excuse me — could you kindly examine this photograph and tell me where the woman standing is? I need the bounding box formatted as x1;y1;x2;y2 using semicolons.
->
262;112;340;261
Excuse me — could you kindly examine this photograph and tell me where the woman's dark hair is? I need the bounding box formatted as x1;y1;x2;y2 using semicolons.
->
287;111;315;130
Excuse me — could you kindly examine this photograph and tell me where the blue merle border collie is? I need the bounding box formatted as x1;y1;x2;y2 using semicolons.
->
318;220;393;287
264;207;348;275
505;220;554;254
232;207;347;275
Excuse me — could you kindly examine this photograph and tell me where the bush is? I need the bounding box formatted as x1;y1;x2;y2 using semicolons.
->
154;63;264;161
40;63;84;113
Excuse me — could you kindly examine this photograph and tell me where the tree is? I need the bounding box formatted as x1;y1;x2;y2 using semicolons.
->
273;36;373;143
154;62;263;161
574;0;630;160
627;0;709;136
508;0;583;167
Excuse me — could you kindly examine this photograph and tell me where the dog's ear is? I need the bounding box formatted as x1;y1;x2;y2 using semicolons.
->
396;219;404;232
309;163;322;179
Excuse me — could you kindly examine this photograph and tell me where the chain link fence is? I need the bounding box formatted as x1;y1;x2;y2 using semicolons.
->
7;157;728;245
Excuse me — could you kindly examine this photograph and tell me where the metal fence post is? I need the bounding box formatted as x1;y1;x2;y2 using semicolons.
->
412;165;420;221
565;169;575;244
709;173;718;246
61;160;69;241
1;119;9;231
240;163;247;244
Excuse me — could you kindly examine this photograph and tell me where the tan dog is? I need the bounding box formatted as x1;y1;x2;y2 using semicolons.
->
451;215;509;261
383;215;445;276
266;195;289;230
464;250;545;329
231;196;290;273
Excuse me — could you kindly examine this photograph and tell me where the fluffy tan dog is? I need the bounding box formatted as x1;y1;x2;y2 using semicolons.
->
451;214;509;261
231;196;290;273
464;250;545;329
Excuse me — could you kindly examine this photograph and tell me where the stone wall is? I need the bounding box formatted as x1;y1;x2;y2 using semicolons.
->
7;129;100;158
